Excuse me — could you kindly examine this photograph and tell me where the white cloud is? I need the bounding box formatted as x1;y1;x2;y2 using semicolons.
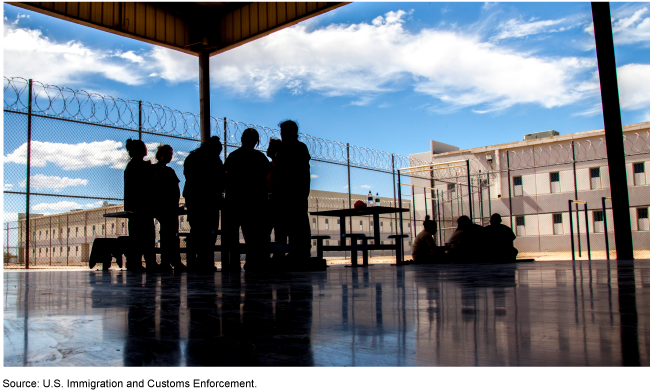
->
3;25;152;85
360;185;371;189
493;17;566;40
4;9;601;113
19;174;88;189
173;151;190;165
4;184;13;190
4;212;19;222
585;6;650;45
32;201;84;211
4;140;159;170
617;63;650;110
311;174;319;179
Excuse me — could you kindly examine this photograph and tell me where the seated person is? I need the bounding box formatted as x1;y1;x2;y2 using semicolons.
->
484;213;518;262
412;215;445;263
447;215;485;262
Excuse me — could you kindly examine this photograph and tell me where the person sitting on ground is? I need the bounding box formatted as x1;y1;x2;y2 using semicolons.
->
484;213;518;262
447;215;484;262
182;136;225;272
412;215;445;263
124;138;158;272
224;128;272;270
152;144;186;272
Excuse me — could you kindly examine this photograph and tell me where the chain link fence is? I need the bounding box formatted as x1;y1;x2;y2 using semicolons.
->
5;77;649;268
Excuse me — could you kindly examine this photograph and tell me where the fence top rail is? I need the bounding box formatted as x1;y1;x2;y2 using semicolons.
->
570;200;587;205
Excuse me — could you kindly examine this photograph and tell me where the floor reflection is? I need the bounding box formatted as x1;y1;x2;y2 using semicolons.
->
4;260;650;366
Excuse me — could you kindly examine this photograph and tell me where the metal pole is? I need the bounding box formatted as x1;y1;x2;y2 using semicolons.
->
25;78;33;270
223;117;228;158
592;2;635;260
436;189;442;246
411;185;416;236
199;49;211;144
346;143;352;233
569;200;575;261
392;154;398;241
397;170;404;263
487;170;492;219
49;217;52;266
584;202;592;260
66;215;69;266
506;151;513;228
602;197;610;260
466;160;473;222
423;187;428;217
572;140;581;255
138;100;143;141
479;170;484;225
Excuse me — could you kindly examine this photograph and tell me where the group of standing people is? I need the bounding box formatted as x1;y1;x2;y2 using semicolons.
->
411;213;518;264
123;120;311;272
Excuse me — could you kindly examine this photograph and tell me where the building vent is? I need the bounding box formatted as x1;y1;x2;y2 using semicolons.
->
524;130;559;141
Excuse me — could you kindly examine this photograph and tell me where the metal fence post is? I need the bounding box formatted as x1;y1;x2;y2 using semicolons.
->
138;100;143;141
506;151;513;228
602;197;611;260
572;140;581;255
25;78;33;270
392;154;398;240
346;143;352;233
224;117;228;159
569;200;575;261
584;202;592;260
466;159;473;222
436;189;442;246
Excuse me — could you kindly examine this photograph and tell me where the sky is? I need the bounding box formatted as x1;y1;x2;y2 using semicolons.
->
4;2;650;219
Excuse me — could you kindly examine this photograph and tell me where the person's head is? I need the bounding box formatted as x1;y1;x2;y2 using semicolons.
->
423;215;437;234
126;139;147;160
490;213;502;225
457;215;471;229
241;128;260;149
155;144;173;165
267;138;282;159
279;120;299;141
203;136;222;155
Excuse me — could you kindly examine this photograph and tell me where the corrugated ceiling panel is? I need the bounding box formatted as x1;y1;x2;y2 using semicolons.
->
249;2;259;36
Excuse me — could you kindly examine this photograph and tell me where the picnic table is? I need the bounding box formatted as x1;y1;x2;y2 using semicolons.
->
310;206;409;266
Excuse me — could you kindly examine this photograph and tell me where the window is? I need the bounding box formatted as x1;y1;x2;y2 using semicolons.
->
590;167;601;189
408;223;411;228
515;216;525;236
312;218;316;229
39;231;41;240
513;176;523;196
33;232;36;241
447;183;456;193
60;228;63;236
380;222;384;232
325;240;329;246
633;162;646;186
337;219;341;230
39;248;42;255
111;223;115;234
180;217;184;230
359;220;363;231
553;214;563;235
102;225;105;235
46;230;48;239
550;172;560;193
52;229;56;239
638;208;649;231
53;247;56;254
67;246;70;253
92;226;96;236
75;246;78;254
75;227;79;237
67;228;70;237
593;211;604;233
46;248;48;255
121;222;125;233
325;219;329;230
60;246;63;254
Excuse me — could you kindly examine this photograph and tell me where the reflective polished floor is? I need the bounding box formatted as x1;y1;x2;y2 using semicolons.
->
4;260;650;366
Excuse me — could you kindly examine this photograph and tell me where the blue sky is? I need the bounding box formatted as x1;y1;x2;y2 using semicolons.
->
4;2;650;218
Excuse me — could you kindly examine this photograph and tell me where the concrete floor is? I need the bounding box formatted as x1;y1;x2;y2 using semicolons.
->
4;260;650;366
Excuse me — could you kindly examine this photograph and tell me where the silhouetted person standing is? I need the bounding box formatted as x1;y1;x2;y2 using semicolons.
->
183;136;225;272
124;139;157;271
484;213;518;262
412;215;445;263
152;144;185;272
266;138;282;249
224;128;272;270
274;120;311;262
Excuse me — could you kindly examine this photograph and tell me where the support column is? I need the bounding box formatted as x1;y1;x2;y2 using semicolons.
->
591;2;634;260
199;49;211;144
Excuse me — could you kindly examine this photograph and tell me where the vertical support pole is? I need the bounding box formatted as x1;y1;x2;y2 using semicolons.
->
223;117;228;159
569;200;575;261
487;170;492;219
346;143;352;234
392;154;398;241
584;202;592;260
397;170;404;263
436;189;442;246
479;170;484;225
7;222;10;266
199;49;211;144
572;140;582;255
423;187;428;217
466;160;473;222
506;151;513;228
411;185;416;236
592;2;634;260
603;197;610;260
25;78;33;270
138;100;143;140
49;217;52;266
66;215;69;266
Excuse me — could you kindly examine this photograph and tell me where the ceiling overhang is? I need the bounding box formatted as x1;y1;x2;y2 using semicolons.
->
9;2;348;56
